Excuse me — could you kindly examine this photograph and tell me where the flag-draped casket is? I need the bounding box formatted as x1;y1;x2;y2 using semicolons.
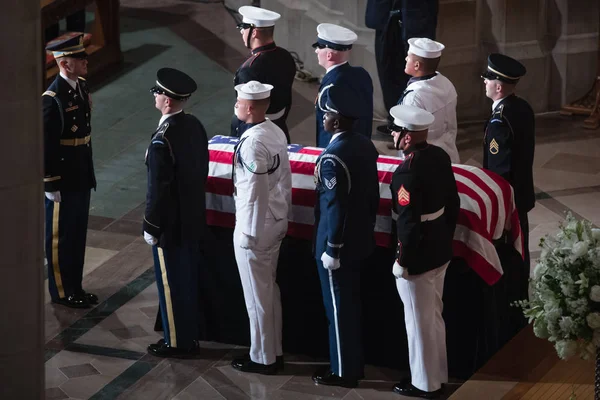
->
205;135;523;285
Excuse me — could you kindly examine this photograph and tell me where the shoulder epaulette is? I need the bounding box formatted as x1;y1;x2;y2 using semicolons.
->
153;122;170;141
42;90;56;97
151;123;175;163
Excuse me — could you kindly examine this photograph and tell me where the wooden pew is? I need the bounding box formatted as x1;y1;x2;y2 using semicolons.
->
41;0;122;84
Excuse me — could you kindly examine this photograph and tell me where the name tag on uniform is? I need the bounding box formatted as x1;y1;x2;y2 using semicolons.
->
65;105;79;112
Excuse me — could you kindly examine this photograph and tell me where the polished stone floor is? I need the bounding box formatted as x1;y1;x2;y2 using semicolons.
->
43;1;600;399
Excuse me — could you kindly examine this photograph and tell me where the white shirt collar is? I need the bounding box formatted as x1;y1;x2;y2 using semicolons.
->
60;72;78;90
158;110;183;127
329;131;344;144
492;96;508;111
326;61;348;74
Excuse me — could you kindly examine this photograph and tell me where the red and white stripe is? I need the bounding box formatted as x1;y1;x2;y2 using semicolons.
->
206;136;523;285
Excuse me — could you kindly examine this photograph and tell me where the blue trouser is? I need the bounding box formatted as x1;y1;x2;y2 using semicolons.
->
45;190;91;301
316;256;364;380
152;243;200;349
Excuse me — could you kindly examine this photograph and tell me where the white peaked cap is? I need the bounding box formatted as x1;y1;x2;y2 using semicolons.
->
407;37;445;59
389;105;435;131
316;23;357;46
235;80;274;100
239;6;281;27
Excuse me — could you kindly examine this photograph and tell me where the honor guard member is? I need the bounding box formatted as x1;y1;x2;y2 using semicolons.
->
395;38;459;163
389;105;459;399
312;85;380;388
231;81;292;375
44;34;98;308
313;23;374;148
231;6;296;143
481;54;535;287
144;68;209;358
366;0;439;136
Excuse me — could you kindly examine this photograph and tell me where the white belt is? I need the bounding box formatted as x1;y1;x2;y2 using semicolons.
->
266;108;286;120
421;207;445;222
390;206;445;222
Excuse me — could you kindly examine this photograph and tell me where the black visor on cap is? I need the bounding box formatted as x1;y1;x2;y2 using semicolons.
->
312;38;352;51
237;22;254;30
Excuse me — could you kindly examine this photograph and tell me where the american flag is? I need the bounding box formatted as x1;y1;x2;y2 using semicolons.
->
206;135;523;285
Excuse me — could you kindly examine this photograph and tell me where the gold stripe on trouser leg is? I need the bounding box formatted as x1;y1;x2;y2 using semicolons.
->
52;202;65;298
157;247;177;347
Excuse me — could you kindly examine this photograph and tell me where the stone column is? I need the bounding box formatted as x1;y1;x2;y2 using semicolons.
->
548;0;599;109
0;0;45;398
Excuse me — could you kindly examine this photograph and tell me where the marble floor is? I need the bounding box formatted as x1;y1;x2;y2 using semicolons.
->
42;1;600;399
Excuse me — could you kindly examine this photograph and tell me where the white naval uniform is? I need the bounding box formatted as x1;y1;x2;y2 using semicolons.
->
400;73;459;163
233;119;292;365
396;261;449;392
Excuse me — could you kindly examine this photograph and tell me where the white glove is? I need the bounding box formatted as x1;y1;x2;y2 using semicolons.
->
144;231;158;246
45;191;61;202
321;252;341;270
238;233;257;249
393;260;408;279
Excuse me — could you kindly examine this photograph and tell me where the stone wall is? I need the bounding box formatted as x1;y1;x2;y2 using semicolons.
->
226;0;599;120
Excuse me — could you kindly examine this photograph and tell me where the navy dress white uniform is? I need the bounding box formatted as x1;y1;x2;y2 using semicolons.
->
313;85;380;386
231;6;296;143
144;68;209;355
232;82;292;371
481;54;535;280
43;35;98;309
313;23;374;148
398;38;459;163
389;105;459;397
365;0;439;129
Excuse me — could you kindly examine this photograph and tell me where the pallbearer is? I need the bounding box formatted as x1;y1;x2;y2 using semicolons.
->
144;68;209;358
388;105;459;399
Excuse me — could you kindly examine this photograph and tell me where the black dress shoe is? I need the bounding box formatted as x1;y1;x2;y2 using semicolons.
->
312;369;357;388
81;291;98;304
52;294;91;309
231;357;278;375
392;381;443;399
147;342;200;358
147;338;165;351
234;353;284;370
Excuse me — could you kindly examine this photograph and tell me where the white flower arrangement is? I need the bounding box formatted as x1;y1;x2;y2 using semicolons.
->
515;213;600;361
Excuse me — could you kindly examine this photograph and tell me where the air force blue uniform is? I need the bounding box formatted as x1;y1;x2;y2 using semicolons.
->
314;130;380;380
316;64;374;148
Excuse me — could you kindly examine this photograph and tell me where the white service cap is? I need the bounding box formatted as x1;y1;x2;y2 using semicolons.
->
389;105;435;131
407;37;445;59
235;80;274;100
313;23;357;51
238;6;281;28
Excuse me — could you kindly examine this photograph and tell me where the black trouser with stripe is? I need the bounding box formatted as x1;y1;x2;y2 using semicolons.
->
45;190;91;301
152;242;200;349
